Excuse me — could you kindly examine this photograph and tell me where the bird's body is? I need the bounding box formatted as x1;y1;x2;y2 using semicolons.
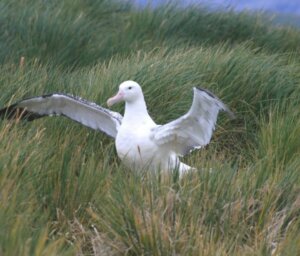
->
0;80;234;175
107;81;196;174
115;106;158;170
115;105;190;173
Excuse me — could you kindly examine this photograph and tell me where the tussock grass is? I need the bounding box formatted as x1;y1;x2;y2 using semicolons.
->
1;0;300;68
0;0;300;255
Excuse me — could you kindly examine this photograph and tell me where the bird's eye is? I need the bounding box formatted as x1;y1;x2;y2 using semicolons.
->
128;86;132;90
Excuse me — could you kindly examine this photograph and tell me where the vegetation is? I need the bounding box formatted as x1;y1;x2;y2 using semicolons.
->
0;0;299;255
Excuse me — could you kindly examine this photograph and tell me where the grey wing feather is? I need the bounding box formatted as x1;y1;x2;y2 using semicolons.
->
0;93;122;138
150;87;234;156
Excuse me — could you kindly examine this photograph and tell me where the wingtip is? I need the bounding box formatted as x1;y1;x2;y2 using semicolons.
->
224;107;236;120
194;87;235;119
0;104;43;121
0;104;17;119
195;87;219;100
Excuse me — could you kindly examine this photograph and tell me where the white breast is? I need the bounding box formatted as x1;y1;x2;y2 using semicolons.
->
116;124;163;170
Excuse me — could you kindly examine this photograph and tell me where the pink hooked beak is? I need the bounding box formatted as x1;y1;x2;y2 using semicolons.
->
107;90;124;107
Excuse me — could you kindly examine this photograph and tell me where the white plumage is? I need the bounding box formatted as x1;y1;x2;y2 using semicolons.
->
0;80;234;175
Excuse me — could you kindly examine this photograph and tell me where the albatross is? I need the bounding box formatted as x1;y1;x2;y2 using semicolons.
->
0;80;234;175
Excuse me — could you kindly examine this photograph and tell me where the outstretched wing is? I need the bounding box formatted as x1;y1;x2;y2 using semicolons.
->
0;93;122;138
150;87;234;156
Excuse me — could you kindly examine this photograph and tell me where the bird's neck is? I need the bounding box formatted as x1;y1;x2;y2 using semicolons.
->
123;97;154;125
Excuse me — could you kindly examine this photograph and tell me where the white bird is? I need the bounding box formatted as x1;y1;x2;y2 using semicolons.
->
0;80;234;175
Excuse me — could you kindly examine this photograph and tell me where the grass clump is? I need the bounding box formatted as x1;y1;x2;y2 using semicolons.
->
0;0;300;255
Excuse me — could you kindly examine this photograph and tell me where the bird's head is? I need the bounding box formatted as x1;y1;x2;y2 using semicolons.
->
107;80;143;107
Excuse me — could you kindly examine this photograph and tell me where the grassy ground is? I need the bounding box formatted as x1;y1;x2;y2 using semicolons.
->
0;0;300;255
